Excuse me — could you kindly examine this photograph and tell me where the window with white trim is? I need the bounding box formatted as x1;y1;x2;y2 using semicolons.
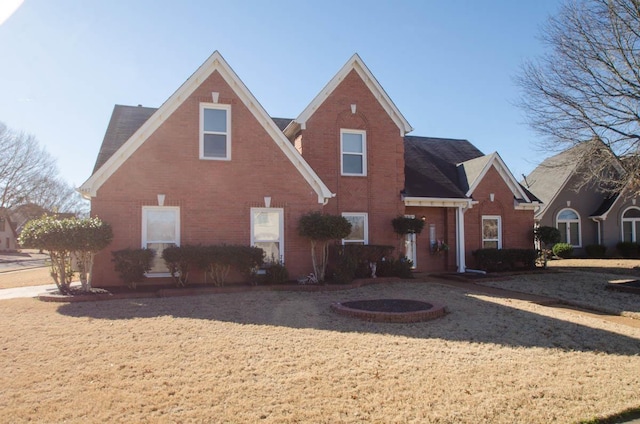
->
200;103;231;160
342;213;368;244
622;207;640;242
482;215;502;249
251;208;284;263
340;129;366;176
142;206;180;275
556;208;581;246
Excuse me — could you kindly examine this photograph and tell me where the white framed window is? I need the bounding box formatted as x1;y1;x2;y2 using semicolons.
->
621;207;640;242
342;212;368;244
251;208;284;264
200;103;231;160
142;206;180;276
340;129;367;176
482;215;502;249
556;208;581;247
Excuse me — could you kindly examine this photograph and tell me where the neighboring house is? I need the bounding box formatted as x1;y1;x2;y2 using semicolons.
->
80;51;539;287
0;208;18;251
523;141;633;255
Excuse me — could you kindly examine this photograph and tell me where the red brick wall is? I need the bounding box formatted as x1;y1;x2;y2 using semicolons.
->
91;70;323;287
465;166;535;267
301;70;405;250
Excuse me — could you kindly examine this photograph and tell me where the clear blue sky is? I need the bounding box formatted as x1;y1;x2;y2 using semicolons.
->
0;0;561;188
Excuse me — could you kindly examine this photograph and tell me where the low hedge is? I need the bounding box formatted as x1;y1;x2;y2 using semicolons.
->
327;244;407;283
473;248;537;272
616;241;640;258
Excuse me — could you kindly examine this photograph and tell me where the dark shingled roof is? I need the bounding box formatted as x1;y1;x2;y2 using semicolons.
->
590;194;620;218
92;105;158;174
92;104;293;175
403;136;484;198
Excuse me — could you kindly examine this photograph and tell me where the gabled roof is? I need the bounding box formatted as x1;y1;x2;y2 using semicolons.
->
523;140;621;217
291;53;413;137
403;138;538;208
459;152;532;202
80;51;333;204
403;136;483;199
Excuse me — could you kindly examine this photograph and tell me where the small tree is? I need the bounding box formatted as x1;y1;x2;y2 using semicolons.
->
391;216;425;256
534;226;562;267
298;212;351;282
19;216;113;293
68;217;112;291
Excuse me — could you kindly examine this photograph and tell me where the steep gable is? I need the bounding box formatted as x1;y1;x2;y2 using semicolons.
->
288;54;412;137
459;152;532;203
80;51;332;203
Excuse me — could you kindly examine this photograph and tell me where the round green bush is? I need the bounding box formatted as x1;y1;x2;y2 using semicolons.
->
552;243;574;258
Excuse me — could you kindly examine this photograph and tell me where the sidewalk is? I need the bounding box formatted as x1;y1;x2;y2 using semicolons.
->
0;250;48;273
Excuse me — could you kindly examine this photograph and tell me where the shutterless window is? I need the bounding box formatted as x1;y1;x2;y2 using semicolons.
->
556;208;580;246
200;103;231;160
142;206;180;275
341;129;366;176
482;216;502;249
622;207;640;242
251;208;284;264
342;213;368;244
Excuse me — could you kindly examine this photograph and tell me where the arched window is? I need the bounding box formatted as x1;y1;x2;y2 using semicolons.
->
556;208;581;247
621;207;640;242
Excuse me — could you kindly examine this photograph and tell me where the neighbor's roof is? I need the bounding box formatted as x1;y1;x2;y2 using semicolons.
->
403;136;484;198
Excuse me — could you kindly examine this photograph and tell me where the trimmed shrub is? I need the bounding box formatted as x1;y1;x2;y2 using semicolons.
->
202;245;264;286
534;226;561;247
265;262;289;285
552;243;574;258
162;244;205;287
391;216;425;235
585;244;607;258
616;241;640;258
112;248;155;288
473;248;538;272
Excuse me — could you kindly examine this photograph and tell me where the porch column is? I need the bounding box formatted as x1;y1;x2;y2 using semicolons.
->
456;206;466;273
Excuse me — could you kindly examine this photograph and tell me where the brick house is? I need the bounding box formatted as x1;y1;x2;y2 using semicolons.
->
80;51;539;287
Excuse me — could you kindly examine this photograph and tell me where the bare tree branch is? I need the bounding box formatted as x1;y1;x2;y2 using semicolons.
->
517;0;640;194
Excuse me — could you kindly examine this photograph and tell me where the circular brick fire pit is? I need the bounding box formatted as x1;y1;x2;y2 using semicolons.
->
331;299;446;323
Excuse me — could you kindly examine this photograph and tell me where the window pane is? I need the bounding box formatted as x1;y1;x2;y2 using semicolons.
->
344;215;365;241
483;240;498;249
624;208;640;218
635;222;640;242
203;134;227;158
569;222;579;245
623;221;632;242
343;154;363;174
255;242;279;263
253;211;280;242
204;108;226;132
558;209;578;220
342;133;363;153
558;223;568;243
146;210;177;241
482;219;498;239
146;242;175;273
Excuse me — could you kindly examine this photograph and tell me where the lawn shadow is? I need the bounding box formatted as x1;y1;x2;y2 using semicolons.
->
56;282;640;356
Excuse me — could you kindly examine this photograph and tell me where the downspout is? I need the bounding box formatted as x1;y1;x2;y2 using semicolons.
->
456;205;466;273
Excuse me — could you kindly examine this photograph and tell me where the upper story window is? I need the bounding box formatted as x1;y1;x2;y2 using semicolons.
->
340;129;367;176
556;208;581;247
482;215;502;249
200;103;231;160
342;212;368;244
622;207;640;242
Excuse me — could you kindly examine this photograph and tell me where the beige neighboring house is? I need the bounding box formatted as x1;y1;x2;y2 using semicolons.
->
523;141;636;256
0;208;18;251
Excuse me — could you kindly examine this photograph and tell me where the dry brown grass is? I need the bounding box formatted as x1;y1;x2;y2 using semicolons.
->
0;278;639;423
0;267;53;289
